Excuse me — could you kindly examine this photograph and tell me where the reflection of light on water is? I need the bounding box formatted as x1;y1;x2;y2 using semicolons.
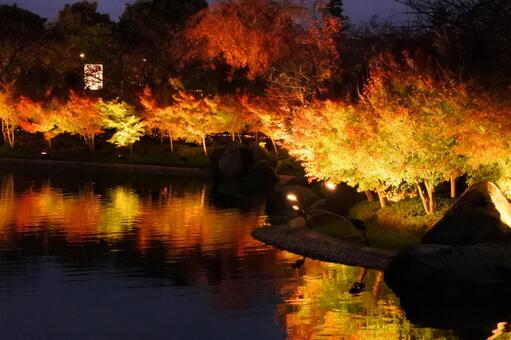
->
277;255;444;339
0;177;268;256
100;187;141;239
0;174;455;339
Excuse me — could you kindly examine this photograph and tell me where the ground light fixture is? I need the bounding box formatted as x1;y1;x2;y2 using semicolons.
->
285;187;370;245
325;182;337;191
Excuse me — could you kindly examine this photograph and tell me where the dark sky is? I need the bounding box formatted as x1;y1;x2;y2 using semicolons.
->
0;0;407;23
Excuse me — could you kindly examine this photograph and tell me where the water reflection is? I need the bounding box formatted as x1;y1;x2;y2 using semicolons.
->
0;170;454;339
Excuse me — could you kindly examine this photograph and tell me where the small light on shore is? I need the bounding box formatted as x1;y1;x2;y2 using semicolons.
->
292;205;300;211
286;193;298;202
325;182;337;191
41;151;47;155
79;52;86;59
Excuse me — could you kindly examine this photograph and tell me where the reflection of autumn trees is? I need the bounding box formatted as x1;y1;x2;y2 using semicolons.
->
276;259;453;339
0;173;452;337
0;175;266;255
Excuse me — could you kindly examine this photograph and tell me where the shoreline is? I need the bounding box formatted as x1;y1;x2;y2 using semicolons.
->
0;157;215;177
252;219;396;270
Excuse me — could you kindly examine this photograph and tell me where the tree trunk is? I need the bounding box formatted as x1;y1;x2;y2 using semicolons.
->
169;132;174;153
270;137;278;156
202;135;208;156
3;122;15;148
160;133;164;144
450;176;456;198
1;120;5;144
377;190;386;209
416;183;430;214
365;191;374;202
425;181;435;214
237;133;242;144
232;132;236;142
255;131;259;143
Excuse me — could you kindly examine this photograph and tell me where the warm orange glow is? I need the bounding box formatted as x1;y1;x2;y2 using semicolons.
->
286;193;298;202
325;182;337;191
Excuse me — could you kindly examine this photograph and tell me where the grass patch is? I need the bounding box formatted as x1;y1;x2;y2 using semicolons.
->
313;196;455;251
313;219;421;251
0;135;212;169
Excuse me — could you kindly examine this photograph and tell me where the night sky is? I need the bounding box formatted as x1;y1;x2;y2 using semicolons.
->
0;0;407;23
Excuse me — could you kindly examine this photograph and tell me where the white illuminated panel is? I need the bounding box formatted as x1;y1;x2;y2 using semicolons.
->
84;64;103;90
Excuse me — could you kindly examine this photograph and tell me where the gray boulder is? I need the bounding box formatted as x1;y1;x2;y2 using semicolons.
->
217;145;253;178
385;243;511;297
243;161;278;185
422;181;511;245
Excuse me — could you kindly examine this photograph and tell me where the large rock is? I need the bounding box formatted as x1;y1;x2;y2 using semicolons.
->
243;161;278;184
422;181;511;245
217;145;253;178
385;243;511;298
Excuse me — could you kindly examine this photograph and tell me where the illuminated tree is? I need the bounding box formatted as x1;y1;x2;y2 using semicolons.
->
0;83;19;147
358;52;474;213
59;91;104;151
240;95;290;156
139;86;187;152
100;99;145;152
17;96;62;147
187;0;341;91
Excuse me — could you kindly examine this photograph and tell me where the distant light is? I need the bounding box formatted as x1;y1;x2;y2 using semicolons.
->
258;142;267;148
286;193;298;202
325;182;337;191
41;151;47;155
79;52;86;59
142;58;147;62
292;205;300;211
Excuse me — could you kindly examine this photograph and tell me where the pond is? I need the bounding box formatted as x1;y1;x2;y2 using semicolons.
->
0;169;470;339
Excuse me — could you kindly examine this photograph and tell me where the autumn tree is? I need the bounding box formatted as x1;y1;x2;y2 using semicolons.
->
0;83;19;147
59;91;104;151
139;86;185;152
100;100;145;152
17;96;61;147
359;52;473;213
187;0;341;105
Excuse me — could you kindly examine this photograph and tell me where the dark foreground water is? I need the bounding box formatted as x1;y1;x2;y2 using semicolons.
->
0;168;494;339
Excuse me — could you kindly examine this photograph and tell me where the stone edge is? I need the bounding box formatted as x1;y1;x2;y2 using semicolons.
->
252;223;396;270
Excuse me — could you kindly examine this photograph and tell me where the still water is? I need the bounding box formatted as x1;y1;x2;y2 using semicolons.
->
0;169;467;339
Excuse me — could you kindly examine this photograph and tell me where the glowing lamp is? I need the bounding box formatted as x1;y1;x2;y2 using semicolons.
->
84;64;103;90
286;193;298;202
79;52;86;59
325;182;337;191
292;205;300;211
